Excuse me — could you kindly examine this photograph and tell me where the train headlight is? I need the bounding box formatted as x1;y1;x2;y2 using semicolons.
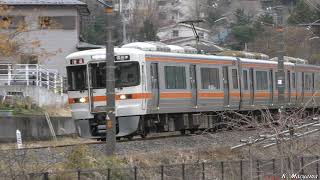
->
120;94;127;100
79;97;87;103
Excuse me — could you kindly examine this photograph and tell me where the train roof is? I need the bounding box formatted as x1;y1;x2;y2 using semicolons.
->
66;48;319;68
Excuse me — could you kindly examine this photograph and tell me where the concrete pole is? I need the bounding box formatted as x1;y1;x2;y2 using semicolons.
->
275;6;285;110
104;0;116;155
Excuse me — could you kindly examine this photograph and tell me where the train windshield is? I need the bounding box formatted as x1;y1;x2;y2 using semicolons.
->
67;65;87;91
90;61;140;88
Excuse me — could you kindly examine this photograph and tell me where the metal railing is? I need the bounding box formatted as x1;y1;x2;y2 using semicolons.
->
18;155;320;180
0;64;64;94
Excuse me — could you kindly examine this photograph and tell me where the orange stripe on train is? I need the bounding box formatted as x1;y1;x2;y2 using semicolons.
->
145;57;233;65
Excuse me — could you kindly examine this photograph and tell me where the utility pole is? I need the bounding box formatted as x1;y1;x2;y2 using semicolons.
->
195;0;200;21
275;5;285;110
103;0;116;155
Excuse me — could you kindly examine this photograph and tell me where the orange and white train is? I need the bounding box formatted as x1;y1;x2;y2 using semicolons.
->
66;42;320;139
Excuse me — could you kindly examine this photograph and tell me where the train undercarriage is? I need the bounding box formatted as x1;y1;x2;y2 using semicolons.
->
74;108;319;140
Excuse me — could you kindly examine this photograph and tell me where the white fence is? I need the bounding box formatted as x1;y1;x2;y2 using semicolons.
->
0;64;64;94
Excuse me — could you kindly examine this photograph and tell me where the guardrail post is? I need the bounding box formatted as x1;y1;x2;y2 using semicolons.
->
272;159;275;175
43;172;49;180
134;166;137;180
7;64;11;85
301;156;304;175
317;156;319;180
54;73;57;93
161;165;164;180
202;162;205;180
39;69;42;87
60;77;63;95
47;71;50;90
77;169;81;180
240;160;243;180
182;163;185;180
26;65;29;86
107;168;111;180
36;65;39;86
257;160;260;180
221;161;224;180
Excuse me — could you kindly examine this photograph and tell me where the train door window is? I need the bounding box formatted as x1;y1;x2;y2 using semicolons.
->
287;71;290;89
243;70;248;90
256;71;268;90
304;73;312;91
164;66;186;89
269;70;274;91
200;67;220;90
232;69;239;89
292;73;296;89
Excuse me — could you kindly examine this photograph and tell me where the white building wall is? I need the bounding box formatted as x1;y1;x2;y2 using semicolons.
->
157;25;210;41
6;6;80;76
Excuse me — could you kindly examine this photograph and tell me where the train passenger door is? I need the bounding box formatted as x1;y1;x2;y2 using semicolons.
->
269;70;274;104
189;65;198;108
301;72;305;102
151;63;160;109
287;71;291;104
223;66;230;106
249;68;254;105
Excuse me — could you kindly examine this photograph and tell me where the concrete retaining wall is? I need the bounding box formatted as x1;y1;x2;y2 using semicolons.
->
0;116;76;142
0;85;68;108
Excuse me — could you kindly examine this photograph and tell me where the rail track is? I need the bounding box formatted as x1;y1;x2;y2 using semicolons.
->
4;132;192;151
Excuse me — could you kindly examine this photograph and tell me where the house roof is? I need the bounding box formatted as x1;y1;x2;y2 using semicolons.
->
158;23;210;33
0;0;86;5
0;0;90;15
95;0;112;7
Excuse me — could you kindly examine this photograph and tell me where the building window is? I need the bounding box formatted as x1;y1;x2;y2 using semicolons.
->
172;30;179;37
165;66;186;89
243;70;248;90
39;16;76;30
20;54;38;64
0;16;25;29
201;67;220;90
0;64;10;74
198;32;204;39
157;1;166;6
232;69;239;89
256;71;268;90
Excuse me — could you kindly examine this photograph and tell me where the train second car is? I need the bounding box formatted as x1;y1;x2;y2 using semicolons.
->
66;44;320;139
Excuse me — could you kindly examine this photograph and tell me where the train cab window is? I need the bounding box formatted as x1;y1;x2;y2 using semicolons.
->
256;71;268;90
165;66;186;89
200;68;220;90
232;69;239;89
67;65;87;91
243;70;248;90
90;62;140;89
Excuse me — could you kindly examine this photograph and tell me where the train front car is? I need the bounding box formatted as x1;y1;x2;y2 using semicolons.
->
66;48;147;139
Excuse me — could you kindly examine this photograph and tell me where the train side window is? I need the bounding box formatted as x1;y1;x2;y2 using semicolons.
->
164;66;186;89
200;67;220;90
243;70;248;90
256;71;268;90
292;73;296;89
232;69;239;89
